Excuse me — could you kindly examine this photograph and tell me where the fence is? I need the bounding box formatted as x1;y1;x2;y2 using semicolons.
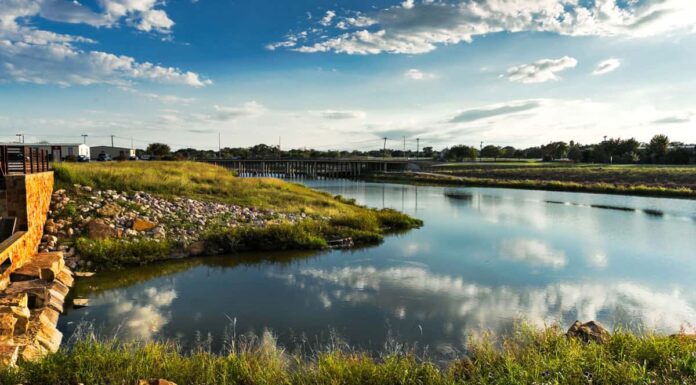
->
0;146;52;176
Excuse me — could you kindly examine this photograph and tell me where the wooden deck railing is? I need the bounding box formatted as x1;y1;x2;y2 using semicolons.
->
0;146;52;176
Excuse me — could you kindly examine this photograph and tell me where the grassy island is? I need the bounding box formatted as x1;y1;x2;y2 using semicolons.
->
369;162;696;199
47;162;421;269
1;324;694;384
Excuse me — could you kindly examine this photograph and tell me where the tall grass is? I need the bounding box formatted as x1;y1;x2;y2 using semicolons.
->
54;162;391;217
2;324;694;384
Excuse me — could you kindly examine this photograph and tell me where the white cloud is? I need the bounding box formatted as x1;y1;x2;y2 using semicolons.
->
317;110;366;120
276;1;696;55
593;58;621;75
285;265;696;335
404;68;435;80
501;239;568;269
0;0;210;87
213;101;266;120
320;10;336;26
505;56;578;84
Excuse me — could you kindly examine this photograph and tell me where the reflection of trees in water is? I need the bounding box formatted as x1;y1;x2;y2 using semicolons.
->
73;250;325;296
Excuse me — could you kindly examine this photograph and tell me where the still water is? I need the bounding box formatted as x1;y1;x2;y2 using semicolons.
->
59;180;696;354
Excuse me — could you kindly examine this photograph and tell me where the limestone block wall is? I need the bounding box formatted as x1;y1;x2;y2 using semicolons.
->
0;172;54;290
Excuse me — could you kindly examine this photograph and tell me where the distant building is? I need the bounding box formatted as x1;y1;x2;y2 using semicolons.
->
90;146;136;160
0;143;90;161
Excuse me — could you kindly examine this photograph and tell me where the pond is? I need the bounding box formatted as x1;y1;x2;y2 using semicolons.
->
58;180;696;355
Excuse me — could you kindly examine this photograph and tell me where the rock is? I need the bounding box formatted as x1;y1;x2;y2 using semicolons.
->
566;320;610;344
150;226;166;239
188;241;206;257
97;202;123;217
87;219;119;239
0;344;19;367
133;217;158;232
74;271;96;278
72;298;89;308
138;379;177;385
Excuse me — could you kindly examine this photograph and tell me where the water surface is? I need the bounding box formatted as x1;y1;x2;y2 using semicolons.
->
59;180;696;354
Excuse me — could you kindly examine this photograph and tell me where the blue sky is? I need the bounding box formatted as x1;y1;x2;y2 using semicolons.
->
1;0;695;151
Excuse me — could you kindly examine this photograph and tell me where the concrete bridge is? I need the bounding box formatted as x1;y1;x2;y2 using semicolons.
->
204;158;434;178
1;145;73;366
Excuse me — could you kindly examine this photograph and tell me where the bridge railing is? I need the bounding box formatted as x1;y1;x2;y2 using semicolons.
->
1;146;52;177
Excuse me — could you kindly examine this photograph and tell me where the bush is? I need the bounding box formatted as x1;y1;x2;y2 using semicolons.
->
203;221;328;253
75;237;173;270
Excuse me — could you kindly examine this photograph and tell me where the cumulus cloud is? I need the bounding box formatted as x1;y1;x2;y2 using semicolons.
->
273;1;696;55
450;100;541;123
404;68;435;80
593;58;621;75
318;110;366;120
505;56;578;84
0;0;210;87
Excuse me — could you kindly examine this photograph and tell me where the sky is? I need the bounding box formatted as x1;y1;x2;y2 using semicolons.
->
1;0;695;151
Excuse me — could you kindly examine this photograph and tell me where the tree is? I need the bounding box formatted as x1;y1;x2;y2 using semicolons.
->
447;145;478;161
146;143;171;156
648;134;669;163
568;145;582;163
481;145;502;160
501;146;516;158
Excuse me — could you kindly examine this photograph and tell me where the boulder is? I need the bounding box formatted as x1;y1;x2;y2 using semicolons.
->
133;217;158;232
97;203;122;218
188;241;206;257
87;219;119;239
0;344;19;367
10;252;65;282
566;320;610;344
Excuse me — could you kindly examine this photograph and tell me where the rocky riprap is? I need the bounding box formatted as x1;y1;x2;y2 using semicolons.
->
39;185;305;268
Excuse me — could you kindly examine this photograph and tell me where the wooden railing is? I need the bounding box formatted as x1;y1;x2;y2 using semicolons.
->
0;146;52;176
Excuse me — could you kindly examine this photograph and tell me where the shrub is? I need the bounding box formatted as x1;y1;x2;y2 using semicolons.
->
75;237;173;270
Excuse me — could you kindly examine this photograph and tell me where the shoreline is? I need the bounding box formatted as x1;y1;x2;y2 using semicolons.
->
362;171;696;200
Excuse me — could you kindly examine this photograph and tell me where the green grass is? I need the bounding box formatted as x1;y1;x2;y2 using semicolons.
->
74;237;174;270
372;168;696;199
54;161;390;217
429;162;696;193
55;162;422;267
2;324;695;384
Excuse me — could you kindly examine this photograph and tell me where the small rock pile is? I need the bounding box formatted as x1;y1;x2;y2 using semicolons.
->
39;185;306;265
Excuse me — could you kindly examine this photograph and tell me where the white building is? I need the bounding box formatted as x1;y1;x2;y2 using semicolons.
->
90;146;136;159
0;143;90;161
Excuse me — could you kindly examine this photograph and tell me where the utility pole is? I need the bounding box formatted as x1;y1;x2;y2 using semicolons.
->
16;133;23;144
403;136;406;159
81;134;88;144
110;135;115;147
480;141;483;163
218;132;221;159
416;138;420;159
382;137;388;172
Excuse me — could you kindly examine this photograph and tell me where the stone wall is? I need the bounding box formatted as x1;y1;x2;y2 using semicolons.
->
0;172;54;290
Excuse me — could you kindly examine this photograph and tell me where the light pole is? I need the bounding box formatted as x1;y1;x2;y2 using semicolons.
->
81;134;88;144
16;133;24;144
479;141;483;162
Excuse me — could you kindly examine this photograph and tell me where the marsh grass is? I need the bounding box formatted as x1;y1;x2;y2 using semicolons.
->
2;324;695;384
74;237;174;269
372;172;696;199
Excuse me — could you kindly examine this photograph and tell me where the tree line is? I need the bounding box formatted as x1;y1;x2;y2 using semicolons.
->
142;134;695;165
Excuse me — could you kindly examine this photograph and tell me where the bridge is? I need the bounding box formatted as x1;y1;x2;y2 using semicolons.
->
204;158;434;178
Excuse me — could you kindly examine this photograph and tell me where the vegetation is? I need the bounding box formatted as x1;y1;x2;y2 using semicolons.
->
54;162;422;267
74;237;174;270
2;324;694;384
372;164;696;199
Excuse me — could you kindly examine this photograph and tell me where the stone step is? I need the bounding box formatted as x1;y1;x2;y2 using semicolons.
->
10;251;65;282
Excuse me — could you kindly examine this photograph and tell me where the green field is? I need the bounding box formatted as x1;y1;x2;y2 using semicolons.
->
2;324;694;384
371;162;696;199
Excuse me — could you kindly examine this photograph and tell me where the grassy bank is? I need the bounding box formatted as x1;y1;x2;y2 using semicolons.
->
2;325;695;384
370;166;696;199
52;162;422;267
